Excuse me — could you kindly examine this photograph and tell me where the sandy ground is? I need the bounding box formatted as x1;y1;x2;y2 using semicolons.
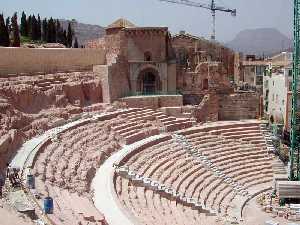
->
242;198;292;225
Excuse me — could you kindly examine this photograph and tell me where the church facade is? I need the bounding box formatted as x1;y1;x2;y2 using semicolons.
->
87;19;234;104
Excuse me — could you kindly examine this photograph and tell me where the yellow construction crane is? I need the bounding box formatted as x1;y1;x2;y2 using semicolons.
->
159;0;236;40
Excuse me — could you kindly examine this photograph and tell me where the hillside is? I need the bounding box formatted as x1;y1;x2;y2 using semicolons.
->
60;19;105;46
226;28;292;56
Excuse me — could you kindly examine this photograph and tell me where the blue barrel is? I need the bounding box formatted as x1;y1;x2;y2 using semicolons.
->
26;174;35;189
44;197;54;214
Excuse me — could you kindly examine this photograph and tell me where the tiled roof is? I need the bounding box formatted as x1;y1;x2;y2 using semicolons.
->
107;18;136;29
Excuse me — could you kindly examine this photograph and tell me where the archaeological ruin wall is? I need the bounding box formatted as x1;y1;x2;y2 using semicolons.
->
218;92;260;120
0;47;106;75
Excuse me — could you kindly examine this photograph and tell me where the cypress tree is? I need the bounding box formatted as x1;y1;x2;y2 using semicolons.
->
56;19;63;43
42;18;48;42
37;14;41;40
0;14;10;46
62;30;67;46
31;15;38;40
66;22;73;48
47;18;57;42
5;17;10;35
20;11;28;36
27;15;32;38
11;12;20;47
73;37;79;48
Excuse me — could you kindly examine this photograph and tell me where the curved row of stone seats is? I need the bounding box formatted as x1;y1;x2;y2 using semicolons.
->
106;134;219;225
114;167;218;225
115;165;209;212
175;121;273;214
115;176;210;225
173;134;249;195
172;133;252;218
181;127;272;194
11;110;131;225
108;107;196;144
115;133;246;221
209;123;266;146
153;110;194;132
109;108;159;145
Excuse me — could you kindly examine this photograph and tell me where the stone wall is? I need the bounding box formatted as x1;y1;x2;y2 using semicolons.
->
0;130;24;173
219;92;259;120
192;93;219;122
0;47;106;75
120;95;183;109
172;34;235;77
125;29;168;61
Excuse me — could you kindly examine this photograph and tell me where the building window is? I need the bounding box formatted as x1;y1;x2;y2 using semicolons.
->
144;52;152;61
256;66;265;76
203;79;209;90
289;69;293;77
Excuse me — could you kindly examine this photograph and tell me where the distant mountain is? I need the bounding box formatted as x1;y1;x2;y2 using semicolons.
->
59;19;105;46
226;28;292;56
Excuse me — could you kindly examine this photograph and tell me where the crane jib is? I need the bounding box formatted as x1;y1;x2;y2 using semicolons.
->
158;0;236;40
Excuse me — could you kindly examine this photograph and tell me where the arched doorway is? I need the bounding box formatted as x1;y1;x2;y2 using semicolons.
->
137;68;161;94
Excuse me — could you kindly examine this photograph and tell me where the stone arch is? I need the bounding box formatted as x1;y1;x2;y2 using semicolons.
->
136;67;161;94
133;64;162;81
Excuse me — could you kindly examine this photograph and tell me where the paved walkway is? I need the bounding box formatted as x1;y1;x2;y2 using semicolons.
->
92;134;168;225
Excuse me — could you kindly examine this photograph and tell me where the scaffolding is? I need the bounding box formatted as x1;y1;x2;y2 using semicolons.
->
290;0;300;180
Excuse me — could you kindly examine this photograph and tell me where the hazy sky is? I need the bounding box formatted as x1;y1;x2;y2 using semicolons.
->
2;0;293;42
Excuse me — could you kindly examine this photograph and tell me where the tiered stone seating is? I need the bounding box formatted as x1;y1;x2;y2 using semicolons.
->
34;77;66;91
110;108;159;145
114;121;273;224
115;137;229;223
180;123;273;212
153;110;194;132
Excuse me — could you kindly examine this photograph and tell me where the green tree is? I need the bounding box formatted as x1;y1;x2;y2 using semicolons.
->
37;14;41;40
27;15;32;38
31;15;38;40
20;11;28;36
56;19;63;43
66;22;73;47
73;37;79;48
62;30;67;46
5;17;10;35
0;14;10;46
47;17;56;42
42;18;48;42
11;12;20;47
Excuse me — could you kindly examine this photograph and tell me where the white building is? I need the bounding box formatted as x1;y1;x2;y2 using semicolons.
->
263;55;292;132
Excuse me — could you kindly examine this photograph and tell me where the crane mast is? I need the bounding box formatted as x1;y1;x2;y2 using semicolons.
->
211;0;216;40
159;0;236;41
290;0;300;180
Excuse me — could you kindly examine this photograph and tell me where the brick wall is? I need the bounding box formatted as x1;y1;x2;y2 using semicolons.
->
218;92;259;120
192;93;219;122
